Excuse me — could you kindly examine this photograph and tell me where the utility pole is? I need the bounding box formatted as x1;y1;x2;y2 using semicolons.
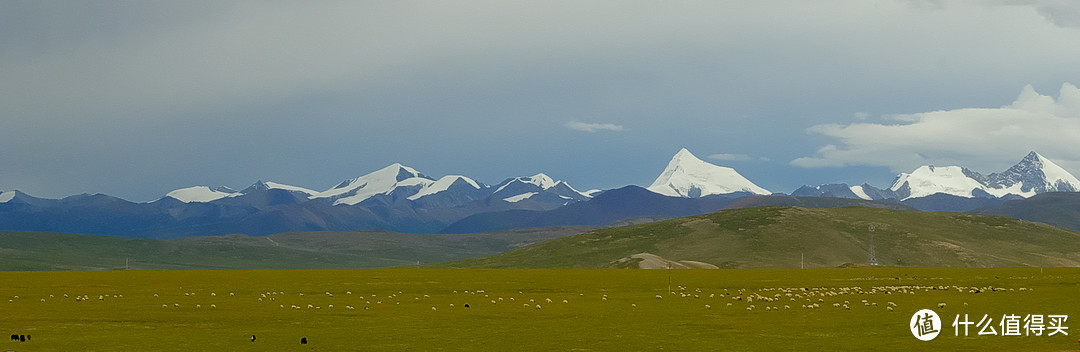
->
868;224;878;266
801;252;804;270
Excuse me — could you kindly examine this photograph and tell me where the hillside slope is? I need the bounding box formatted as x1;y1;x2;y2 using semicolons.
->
974;192;1080;232
0;226;594;270
440;206;1080;269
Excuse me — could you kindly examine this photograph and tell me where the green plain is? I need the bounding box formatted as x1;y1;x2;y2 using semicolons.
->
2;267;1078;351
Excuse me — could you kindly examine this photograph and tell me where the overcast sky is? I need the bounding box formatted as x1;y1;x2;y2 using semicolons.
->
3;0;1080;201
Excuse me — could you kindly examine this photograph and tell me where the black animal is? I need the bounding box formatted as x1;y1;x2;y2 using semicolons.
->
10;334;17;341
251;335;256;342
300;337;308;344
464;303;470;308
19;335;25;342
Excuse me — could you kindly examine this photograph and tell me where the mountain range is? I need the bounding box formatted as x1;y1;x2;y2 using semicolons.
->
2;149;1079;238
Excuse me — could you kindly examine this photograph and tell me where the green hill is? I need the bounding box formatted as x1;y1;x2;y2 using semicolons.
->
439;206;1080;269
0;226;594;270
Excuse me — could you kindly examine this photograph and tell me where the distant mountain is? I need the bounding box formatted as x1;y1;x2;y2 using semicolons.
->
985;151;1080;194
0;163;597;238
889;152;1079;200
441;186;746;234
793;151;1080;211
974;192;1080;232
724;195;915;211
647;148;770;197
441;206;1080;269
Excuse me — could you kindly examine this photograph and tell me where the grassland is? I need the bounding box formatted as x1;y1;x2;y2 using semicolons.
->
2;268;1079;351
444;206;1080;269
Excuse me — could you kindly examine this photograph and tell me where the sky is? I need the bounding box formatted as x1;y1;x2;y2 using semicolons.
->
2;0;1080;202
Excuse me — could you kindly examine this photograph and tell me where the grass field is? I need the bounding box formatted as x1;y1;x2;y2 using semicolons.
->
2;267;1079;351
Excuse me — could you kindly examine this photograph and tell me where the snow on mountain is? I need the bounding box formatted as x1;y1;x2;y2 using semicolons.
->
242;180;319;196
0;191;15;203
493;173;556;194
791;184;868;200
503;192;538;203
986;151;1080;194
887;152;1080;200
849;185;871;200
407;175;482;201
889;166;988;200
647;148;770;197
165;186;241;203
311;163;434;205
490;173;592;202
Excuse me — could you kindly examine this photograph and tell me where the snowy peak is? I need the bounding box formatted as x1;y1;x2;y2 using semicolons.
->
887;152;1080;200
241;180;318;196
0;190;15;203
889;166;987;200
987;151;1080;194
165;186;241;203
313;163;433;205
647;148;770;198
407;175;483;201
490;173;592;204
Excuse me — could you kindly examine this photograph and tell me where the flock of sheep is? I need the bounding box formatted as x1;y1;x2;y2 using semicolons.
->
8;281;1021;319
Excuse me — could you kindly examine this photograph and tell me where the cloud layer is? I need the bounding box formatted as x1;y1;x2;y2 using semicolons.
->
565;121;625;133
792;83;1080;173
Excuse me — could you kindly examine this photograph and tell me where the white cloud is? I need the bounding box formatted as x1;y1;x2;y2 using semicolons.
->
708;153;752;161
996;0;1080;28
792;83;1080;173
564;121;625;133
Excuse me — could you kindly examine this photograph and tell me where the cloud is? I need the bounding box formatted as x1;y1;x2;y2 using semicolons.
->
708;153;752;161
998;0;1080;28
792;83;1080;173
564;121;625;133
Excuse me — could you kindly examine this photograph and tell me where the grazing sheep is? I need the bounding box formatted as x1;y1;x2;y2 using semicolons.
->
705;305;712;310
938;302;946;308
887;306;894;312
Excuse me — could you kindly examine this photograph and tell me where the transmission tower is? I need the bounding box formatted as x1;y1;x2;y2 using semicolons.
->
867;224;878;266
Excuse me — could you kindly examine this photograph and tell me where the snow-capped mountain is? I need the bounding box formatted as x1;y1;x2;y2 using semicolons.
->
490;173;592;204
647;148;771;197
792;184;872;200
165;186;242;203
311;163;433;205
985;151;1080;194
889;166;992;200
888;152;1080;201
241;180;318;196
164;181;316;203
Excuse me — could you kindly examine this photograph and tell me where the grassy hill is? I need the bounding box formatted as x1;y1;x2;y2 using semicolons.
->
439;206;1080;269
0;226;595;270
974;192;1080;232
